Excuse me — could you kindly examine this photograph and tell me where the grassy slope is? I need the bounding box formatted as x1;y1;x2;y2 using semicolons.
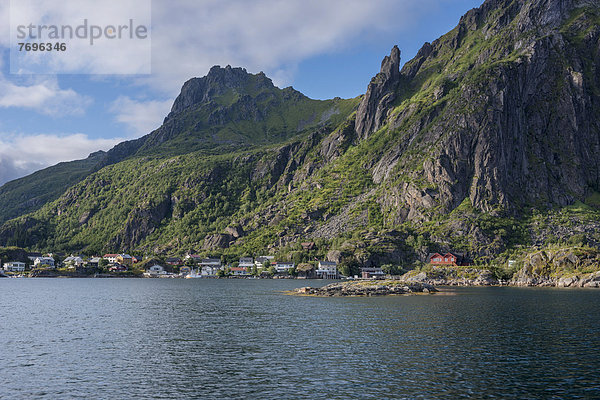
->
0;153;105;225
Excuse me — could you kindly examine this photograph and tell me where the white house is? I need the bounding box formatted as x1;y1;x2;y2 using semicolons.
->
34;257;55;268
27;253;43;263
3;262;25;272
255;256;274;268
230;266;249;276
63;256;84;268
102;254;119;264
274;262;295;273
201;266;219;276
146;265;166;276
316;261;339;279
238;257;254;268
201;258;221;267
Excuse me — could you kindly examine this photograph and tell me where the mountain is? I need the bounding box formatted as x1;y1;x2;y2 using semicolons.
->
1;0;599;272
0;65;354;225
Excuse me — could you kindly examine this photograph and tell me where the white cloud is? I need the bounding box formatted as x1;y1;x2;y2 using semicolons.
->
0;133;122;185
145;0;422;94
0;76;93;116
109;96;173;136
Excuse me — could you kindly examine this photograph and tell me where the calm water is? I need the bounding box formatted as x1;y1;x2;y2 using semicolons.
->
1;279;599;399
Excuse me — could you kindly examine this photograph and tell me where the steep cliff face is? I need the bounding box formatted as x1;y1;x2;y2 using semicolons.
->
359;0;600;219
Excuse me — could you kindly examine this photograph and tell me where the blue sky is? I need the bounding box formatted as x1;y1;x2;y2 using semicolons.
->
0;0;483;185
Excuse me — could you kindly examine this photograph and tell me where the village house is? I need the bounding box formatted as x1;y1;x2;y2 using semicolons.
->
230;266;249;276
184;254;203;264
301;242;315;251
274;262;295;274
201;265;218;276
33;257;55;268
116;254;133;267
255;256;274;269
360;267;385;279
238;257;254;269
63;256;84;268
201;258;221;268
86;257;101;268
166;257;181;266
427;252;468;266
3;261;26;272
27;252;43;263
146;265;166;276
109;264;127;272
316;261;339;279
103;254;119;264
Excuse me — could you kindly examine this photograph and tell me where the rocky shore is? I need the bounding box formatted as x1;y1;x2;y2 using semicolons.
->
401;267;499;286
290;280;437;297
511;248;600;288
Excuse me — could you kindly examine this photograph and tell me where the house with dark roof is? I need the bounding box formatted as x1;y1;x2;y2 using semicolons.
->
166;257;182;266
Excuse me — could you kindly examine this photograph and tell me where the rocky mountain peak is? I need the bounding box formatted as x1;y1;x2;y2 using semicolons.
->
355;45;401;139
380;45;401;81
168;65;275;117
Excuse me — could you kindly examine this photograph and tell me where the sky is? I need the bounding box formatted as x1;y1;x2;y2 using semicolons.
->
0;0;483;186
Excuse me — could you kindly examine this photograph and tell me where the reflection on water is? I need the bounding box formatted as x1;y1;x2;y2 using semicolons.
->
1;279;599;399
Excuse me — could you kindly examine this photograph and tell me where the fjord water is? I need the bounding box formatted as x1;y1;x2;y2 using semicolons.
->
1;279;599;399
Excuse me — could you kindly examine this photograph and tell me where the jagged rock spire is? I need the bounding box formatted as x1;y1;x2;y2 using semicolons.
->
355;45;401;139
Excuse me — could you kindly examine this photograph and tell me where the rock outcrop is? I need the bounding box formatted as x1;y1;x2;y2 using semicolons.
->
512;248;600;287
291;280;437;296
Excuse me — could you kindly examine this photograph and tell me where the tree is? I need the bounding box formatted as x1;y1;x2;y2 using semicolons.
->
381;264;402;275
338;258;360;277
185;257;196;267
99;258;108;267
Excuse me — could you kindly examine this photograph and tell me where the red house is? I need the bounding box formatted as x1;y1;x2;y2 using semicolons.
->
427;252;468;266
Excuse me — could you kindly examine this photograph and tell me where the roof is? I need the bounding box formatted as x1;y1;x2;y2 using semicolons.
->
319;261;337;266
230;266;247;271
239;257;253;262
103;254;119;258
119;254;132;259
202;258;221;263
166;257;181;262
